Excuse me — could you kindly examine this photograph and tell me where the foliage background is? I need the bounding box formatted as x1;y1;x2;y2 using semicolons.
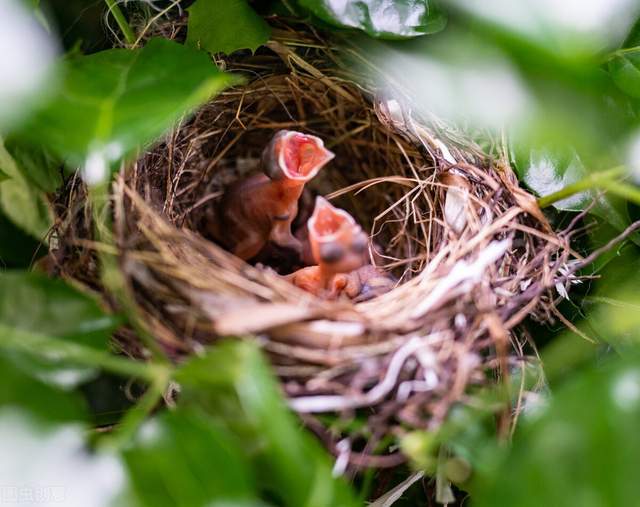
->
2;0;640;505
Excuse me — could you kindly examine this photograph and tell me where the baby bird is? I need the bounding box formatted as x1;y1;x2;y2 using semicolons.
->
341;264;397;302
288;197;397;301
214;130;334;260
287;197;368;299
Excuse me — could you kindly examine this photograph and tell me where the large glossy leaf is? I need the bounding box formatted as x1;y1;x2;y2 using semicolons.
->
474;353;640;506
187;0;271;55
124;409;265;507
0;139;53;238
18;38;240;179
297;0;446;39
175;340;359;507
513;147;630;232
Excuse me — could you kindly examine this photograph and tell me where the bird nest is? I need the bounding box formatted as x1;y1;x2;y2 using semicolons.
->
52;22;577;468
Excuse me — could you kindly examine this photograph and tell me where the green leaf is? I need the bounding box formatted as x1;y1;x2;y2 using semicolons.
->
0;139;53;238
4;138;62;192
609;17;640;98
187;0;271;55
514;147;630;231
609;51;640;98
124;409;265;507
0;271;119;341
474;353;640;507
20;0;40;9
297;0;446;39
0;178;52;239
175;340;359;507
18;38;240;175
568;252;640;352
0;355;86;423
0;209;42;268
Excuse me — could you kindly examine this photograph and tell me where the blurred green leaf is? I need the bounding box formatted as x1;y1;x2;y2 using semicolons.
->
4;138;62;192
17;38;240;173
0;139;53;238
124;409;266;507
187;0;271;55
425;4;636;160
20;0;40;8
298;0;446;39
0;270;119;341
569;251;640;351
402;362;546;486
0;177;52;239
474;353;640;507
0;271;121;388
175;340;358;507
609;18;640;98
609;51;640;99
0;355;86;422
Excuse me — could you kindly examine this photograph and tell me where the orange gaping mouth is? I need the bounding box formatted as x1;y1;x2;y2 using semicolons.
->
309;197;355;241
280;133;334;180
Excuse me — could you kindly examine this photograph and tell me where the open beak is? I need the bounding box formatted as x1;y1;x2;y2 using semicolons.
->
263;130;334;181
308;196;359;264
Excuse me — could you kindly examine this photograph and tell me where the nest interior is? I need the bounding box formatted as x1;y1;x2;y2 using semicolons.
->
53;21;574;466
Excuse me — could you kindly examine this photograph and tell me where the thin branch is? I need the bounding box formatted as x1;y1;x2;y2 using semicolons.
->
569;219;640;274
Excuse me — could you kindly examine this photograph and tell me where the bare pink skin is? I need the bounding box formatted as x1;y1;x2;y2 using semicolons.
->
287;197;368;299
341;264;396;301
215;130;334;260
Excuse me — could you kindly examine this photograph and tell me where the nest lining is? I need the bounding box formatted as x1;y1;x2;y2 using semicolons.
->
52;21;576;467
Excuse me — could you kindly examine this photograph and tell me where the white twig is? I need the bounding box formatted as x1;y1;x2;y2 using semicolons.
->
332;438;351;477
289;336;435;413
410;239;511;319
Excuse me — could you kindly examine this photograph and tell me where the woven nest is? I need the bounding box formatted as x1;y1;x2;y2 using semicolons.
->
52;21;577;468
